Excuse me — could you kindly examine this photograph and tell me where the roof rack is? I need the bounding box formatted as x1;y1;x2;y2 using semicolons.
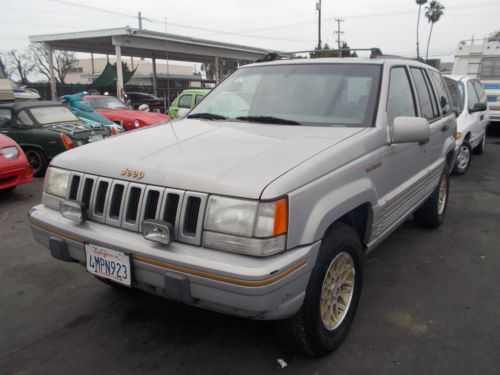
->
256;48;383;62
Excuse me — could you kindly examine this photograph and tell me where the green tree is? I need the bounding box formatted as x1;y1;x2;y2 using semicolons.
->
309;42;356;59
415;0;428;59
425;1;445;60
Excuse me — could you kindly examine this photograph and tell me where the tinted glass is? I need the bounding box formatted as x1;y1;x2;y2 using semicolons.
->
428;70;451;115
178;95;192;108
0;108;12;127
387;67;416;126
472;80;486;103
480;57;500;80
192;63;382;127
444;77;464;113
86;97;126;109
467;81;479;109
410;68;436;120
17;110;34;126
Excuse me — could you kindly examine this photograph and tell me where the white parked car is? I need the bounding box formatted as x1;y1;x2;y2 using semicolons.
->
444;75;489;175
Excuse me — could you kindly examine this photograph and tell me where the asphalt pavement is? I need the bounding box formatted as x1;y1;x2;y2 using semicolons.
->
0;128;499;375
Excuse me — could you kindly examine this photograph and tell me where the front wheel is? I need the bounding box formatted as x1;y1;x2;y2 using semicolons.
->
277;222;363;356
25;148;47;177
414;169;450;229
452;140;472;175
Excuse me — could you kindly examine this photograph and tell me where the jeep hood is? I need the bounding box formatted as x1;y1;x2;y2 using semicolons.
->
52;119;365;199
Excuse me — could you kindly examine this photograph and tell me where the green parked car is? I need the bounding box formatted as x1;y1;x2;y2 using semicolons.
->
169;89;210;119
0;101;113;176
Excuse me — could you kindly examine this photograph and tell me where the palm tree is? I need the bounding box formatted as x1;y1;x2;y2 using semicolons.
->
416;0;428;59
425;1;445;60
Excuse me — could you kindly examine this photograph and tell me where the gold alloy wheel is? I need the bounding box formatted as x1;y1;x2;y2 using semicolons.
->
437;176;448;215
320;251;355;331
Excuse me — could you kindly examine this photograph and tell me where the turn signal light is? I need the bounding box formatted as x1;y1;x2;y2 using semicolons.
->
60;133;74;149
273;198;288;236
455;132;462;140
111;126;119;136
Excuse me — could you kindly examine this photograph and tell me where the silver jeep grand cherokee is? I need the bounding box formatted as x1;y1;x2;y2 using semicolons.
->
29;55;456;356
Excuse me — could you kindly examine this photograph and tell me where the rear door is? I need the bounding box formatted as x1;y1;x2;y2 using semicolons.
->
424;69;456;167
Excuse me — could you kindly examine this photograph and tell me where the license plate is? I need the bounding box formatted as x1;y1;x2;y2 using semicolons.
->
487;95;497;102
85;243;131;286
88;135;104;142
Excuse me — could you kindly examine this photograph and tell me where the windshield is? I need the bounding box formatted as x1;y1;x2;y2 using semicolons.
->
190;63;381;126
86;96;126;109
30;106;79;125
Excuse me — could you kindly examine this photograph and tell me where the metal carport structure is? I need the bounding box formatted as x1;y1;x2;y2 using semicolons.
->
29;27;274;100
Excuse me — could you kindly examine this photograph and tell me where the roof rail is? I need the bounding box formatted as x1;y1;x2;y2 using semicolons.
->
256;47;384;62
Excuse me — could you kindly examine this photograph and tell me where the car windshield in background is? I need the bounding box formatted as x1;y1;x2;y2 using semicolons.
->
30;106;79;125
87;97;126;110
190;63;381;127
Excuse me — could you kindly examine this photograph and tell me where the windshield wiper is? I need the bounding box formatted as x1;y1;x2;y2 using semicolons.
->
235;116;301;125
187;113;227;120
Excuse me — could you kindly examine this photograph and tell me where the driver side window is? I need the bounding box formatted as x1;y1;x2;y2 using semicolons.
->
0;109;12;128
387;67;416;126
16;110;34;126
178;95;192;109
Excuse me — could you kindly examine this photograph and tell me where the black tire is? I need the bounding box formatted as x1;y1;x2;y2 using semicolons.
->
472;132;486;155
452;140;472;175
277;222;363;356
24;148;47;177
414;169;450;229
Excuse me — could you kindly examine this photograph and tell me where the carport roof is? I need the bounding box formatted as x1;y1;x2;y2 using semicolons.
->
29;27;274;63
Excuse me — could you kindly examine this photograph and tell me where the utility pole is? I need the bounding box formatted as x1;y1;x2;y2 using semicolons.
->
138;11;143;30
335;18;345;51
316;0;322;49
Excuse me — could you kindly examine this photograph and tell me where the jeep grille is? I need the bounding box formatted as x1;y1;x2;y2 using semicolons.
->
67;172;207;245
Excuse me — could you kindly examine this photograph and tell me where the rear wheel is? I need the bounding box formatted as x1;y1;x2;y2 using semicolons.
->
25;148;47;177
277;222;363;356
472;132;486;155
414;169;449;229
452;140;472;175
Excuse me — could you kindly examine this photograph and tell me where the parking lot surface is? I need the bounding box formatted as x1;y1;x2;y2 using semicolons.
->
1;129;499;375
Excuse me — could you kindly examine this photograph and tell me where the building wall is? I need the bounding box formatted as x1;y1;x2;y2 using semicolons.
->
65;57;195;84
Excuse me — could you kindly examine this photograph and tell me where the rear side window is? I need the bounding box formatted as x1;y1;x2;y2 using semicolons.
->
387;67;416;126
17;110;34;126
428;70;452;116
467;81;480;109
178;95;192;108
0;108;12;127
410;68;438;120
472;80;486;103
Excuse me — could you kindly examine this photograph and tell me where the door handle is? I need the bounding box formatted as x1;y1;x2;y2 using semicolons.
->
480;114;484;121
441;125;450;132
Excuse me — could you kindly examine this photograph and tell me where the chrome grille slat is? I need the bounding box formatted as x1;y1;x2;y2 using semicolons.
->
68;173;203;245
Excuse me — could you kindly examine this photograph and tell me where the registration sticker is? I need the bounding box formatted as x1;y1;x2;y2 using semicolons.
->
85;243;131;286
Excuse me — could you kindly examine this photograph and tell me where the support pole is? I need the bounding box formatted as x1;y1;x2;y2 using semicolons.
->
214;55;220;83
91;52;95;74
317;0;322;49
115;45;124;100
152;55;158;97
45;43;57;100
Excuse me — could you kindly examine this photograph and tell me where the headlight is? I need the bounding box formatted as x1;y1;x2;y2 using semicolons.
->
133;119;141;128
203;196;288;256
1;146;19;160
44;167;71;198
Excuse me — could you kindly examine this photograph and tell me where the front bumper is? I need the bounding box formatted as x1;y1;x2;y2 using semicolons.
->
29;204;320;320
0;162;32;190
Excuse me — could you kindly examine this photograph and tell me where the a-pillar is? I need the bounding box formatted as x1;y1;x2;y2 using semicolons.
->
115;45;124;100
152;55;158;97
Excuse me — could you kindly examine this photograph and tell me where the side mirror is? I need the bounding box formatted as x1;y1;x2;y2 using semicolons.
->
391;116;430;144
469;102;487;113
177;108;190;119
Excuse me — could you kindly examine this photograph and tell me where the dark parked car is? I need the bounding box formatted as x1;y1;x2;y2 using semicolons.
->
0;101;113;176
125;92;165;112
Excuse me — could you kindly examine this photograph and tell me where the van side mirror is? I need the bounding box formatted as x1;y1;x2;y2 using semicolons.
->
469;102;487;113
391;116;430;144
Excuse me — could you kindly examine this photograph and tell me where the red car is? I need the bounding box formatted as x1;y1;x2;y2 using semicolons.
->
83;95;170;131
0;134;33;191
